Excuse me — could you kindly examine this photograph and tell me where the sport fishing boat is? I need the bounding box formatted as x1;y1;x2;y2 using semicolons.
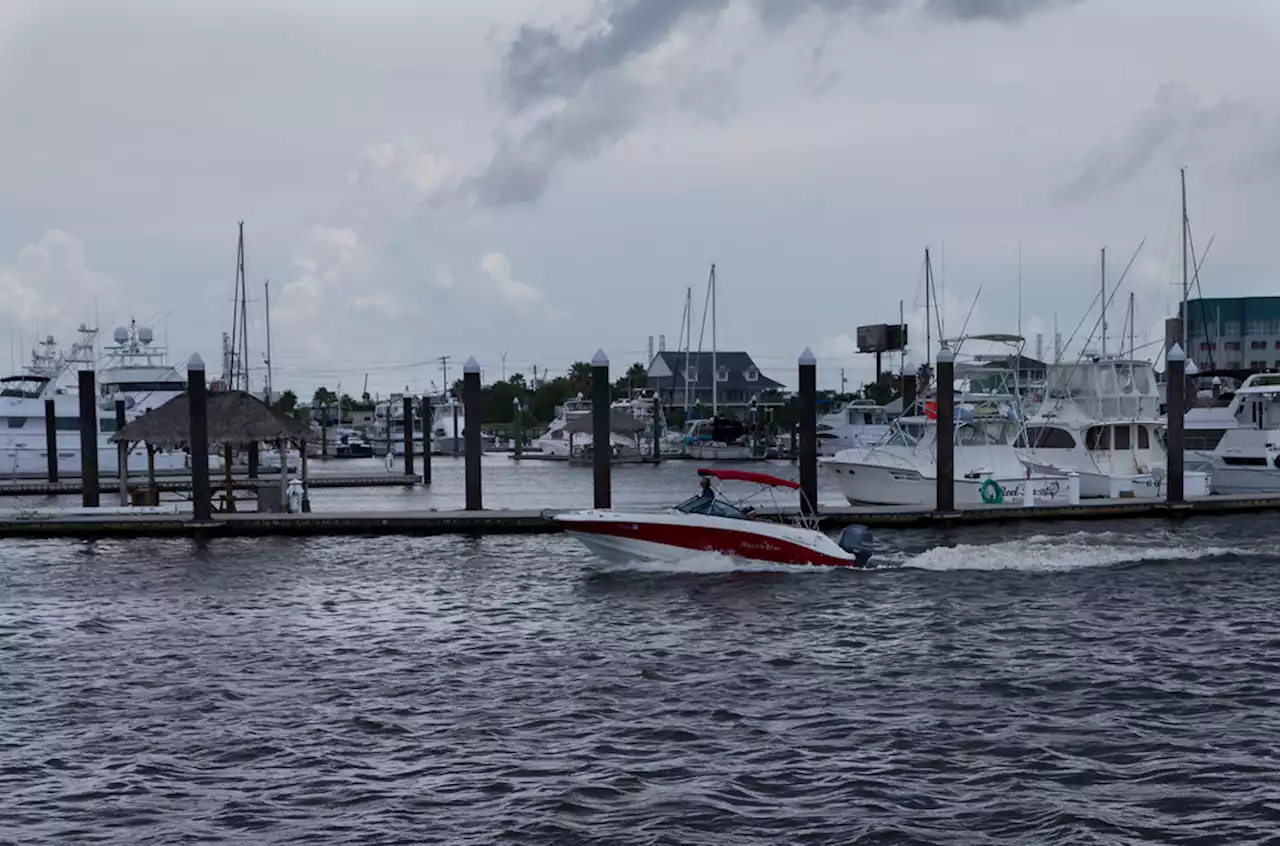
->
552;468;873;568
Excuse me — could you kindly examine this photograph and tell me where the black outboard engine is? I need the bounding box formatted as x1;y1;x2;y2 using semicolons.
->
837;525;874;567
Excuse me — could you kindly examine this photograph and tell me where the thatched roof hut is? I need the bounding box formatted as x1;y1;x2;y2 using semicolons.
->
561;408;648;436
111;390;317;449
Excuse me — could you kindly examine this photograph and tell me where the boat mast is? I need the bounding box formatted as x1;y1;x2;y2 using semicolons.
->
710;263;718;416
1100;246;1107;358
263;279;273;403
1128;291;1136;360
1180;166;1190;352
924;248;932;376
683;286;692;415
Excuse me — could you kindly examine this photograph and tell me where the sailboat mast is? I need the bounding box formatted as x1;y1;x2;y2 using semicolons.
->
1181;166;1190;352
1100;246;1107;358
263;279;273;403
683;286;692;414
710;263;718;416
924;248;932;375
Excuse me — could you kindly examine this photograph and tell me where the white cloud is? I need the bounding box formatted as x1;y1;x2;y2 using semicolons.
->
0;230;118;343
480;251;546;307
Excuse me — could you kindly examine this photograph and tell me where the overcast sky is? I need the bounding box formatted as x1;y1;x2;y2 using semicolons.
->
3;0;1279;395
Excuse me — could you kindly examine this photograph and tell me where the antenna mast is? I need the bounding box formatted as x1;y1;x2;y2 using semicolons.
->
1181;166;1190;352
1100;246;1107;358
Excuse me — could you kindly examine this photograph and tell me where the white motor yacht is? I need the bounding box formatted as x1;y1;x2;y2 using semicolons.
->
1015;356;1211;498
1183;372;1280;494
816;399;890;456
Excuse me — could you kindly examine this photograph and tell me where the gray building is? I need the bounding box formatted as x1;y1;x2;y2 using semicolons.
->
646;351;784;412
1180;296;1280;373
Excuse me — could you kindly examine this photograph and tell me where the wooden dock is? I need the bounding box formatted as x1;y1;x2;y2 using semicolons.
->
0;472;418;497
2;494;1279;539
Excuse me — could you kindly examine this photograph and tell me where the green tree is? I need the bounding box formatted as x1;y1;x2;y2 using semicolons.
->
566;361;593;395
612;361;648;396
273;389;299;416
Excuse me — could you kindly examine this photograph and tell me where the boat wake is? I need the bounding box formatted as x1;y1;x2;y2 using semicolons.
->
879;530;1269;573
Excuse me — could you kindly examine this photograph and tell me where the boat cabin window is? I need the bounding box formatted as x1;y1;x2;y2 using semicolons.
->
1085;426;1109;451
1025;425;1077;449
1112;424;1131;450
1137;426;1150;449
1183;428;1227;451
0;376;50;399
675;495;749;520
104;381;186;393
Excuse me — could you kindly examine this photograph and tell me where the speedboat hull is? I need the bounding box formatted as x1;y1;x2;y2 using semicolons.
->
553;508;863;568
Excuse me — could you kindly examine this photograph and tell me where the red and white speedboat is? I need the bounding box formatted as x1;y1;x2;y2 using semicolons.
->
553;468;873;568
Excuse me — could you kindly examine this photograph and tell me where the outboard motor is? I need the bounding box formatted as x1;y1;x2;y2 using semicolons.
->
837;524;874;567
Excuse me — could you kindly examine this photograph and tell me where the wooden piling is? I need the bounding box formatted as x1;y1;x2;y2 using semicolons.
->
935;345;956;513
463;357;482;510
44;398;58;483
592;349;611;509
1166;342;1186;503
512;398;523;459
402;396;415;478
798;348;818;515
77;369;99;508
420;396;433;485
187;355;212;522
114;395;128;506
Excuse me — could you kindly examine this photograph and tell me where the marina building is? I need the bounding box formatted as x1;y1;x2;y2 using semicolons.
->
1180;297;1280;373
645;351;784;413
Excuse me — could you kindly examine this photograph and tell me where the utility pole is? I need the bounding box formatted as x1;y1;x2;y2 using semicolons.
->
840;368;847;394
438;355;451;391
499;350;509;381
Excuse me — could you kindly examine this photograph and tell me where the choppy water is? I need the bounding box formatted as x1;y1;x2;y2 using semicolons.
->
3;517;1280;844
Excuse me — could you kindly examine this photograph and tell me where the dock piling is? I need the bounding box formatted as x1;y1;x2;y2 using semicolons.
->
44;398;58;483
903;365;917;414
247;442;259;479
187;354;212;522
935;345;956;513
420;397;433;485
592;349;611;509
402;396;415;478
114;394;127;506
452;403;460;457
463;357;483;510
1166;343;1186;504
512;398;524;459
798;348;818;515
652;395;662;462
77;369;99;508
789;395;798;460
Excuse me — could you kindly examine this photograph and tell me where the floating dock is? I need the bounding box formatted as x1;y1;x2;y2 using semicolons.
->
3;494;1280;539
0;472;418;497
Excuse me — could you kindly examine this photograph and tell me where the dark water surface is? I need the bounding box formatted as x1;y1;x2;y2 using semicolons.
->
3;516;1279;844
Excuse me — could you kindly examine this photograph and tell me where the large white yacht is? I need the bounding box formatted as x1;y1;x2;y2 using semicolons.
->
1015;356;1211;498
1183;372;1280;494
0;325;188;477
534;395;634;457
429;393;480;456
816;399;890;457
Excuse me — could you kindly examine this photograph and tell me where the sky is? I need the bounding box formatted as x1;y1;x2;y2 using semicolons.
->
3;0;1279;397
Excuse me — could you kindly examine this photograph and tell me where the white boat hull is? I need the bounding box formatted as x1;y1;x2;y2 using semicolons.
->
554;508;864;567
685;443;755;461
1186;452;1280;495
823;459;1069;507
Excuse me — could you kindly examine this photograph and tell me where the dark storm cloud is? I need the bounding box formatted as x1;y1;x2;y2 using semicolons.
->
462;0;1086;209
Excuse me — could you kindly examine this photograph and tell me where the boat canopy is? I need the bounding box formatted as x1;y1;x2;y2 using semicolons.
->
697;467;800;489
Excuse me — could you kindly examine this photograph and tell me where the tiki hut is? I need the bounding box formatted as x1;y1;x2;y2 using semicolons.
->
111;390;316;449
112;390;317;511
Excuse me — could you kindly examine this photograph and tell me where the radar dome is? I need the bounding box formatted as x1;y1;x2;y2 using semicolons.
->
113;326;129;344
137;326;154;345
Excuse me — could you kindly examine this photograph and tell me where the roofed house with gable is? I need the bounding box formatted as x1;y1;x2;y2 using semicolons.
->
646;351;785;413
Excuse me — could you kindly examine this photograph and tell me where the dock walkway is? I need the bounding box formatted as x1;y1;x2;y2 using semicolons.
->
2;494;1278;539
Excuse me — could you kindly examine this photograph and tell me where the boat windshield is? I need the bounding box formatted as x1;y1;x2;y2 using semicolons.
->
674;495;750;520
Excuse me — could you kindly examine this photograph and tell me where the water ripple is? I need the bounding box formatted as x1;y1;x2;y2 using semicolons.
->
2;516;1279;844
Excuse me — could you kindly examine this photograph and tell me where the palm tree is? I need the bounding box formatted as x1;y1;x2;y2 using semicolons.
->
567;361;593;395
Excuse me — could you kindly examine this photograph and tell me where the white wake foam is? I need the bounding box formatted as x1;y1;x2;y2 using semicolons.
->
590;550;841;575
882;531;1264;573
